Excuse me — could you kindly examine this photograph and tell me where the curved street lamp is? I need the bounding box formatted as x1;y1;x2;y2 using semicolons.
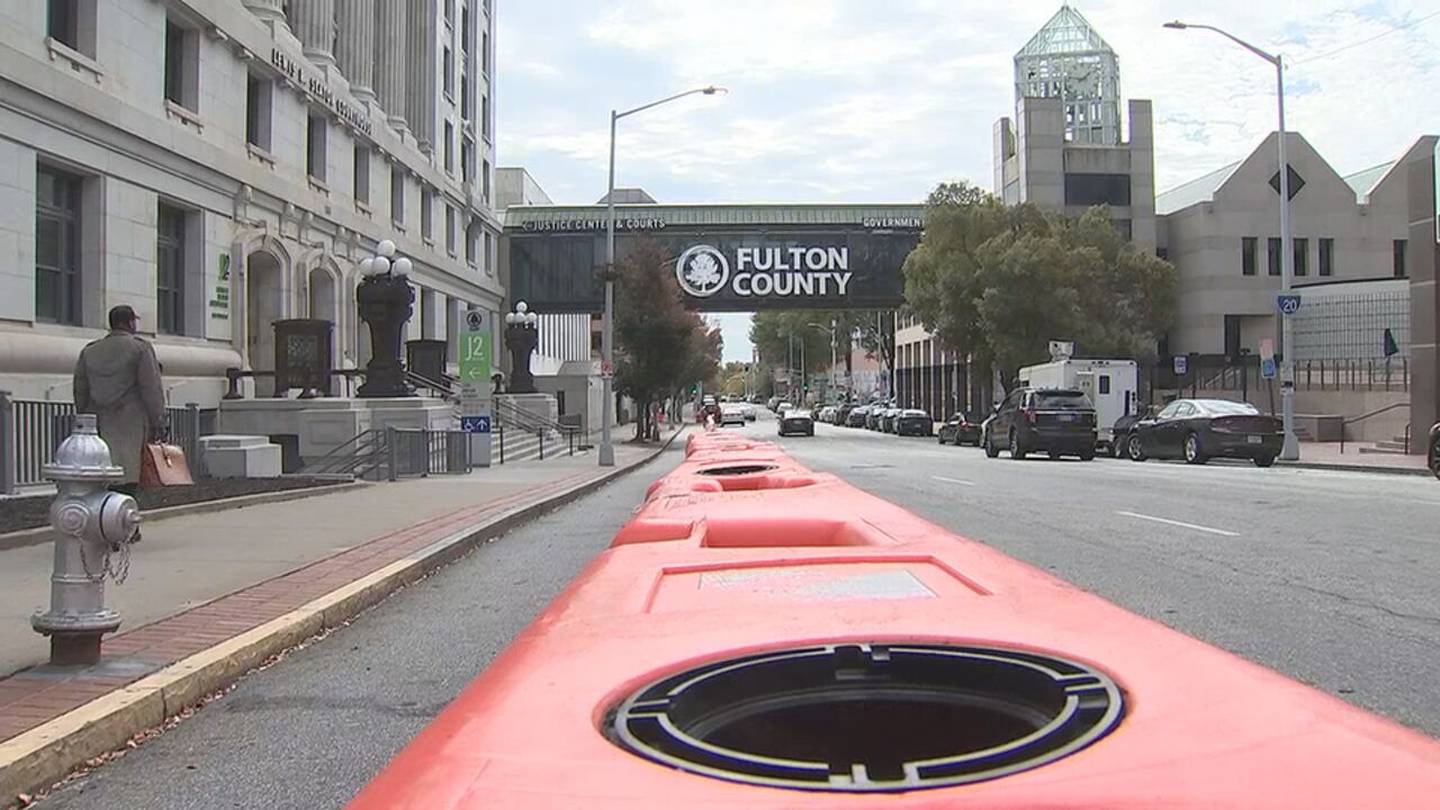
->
1164;20;1299;461
599;86;728;466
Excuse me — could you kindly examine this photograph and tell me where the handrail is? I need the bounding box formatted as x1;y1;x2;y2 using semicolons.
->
1339;401;1410;454
301;429;386;476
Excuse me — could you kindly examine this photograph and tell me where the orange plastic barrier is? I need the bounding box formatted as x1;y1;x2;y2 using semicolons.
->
349;445;1440;809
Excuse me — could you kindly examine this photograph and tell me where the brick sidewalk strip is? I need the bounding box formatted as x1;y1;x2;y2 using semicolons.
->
0;429;684;804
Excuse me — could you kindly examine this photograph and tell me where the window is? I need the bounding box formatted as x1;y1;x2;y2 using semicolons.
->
1293;238;1308;276
1394;239;1408;278
482;158;490;203
156;203;186;335
1319;238;1334;276
163;19;197;111
421;188;433;240
461;136;473;183
461;5;471;54
48;0;77;48
483;230;492;274
1241;237;1257;276
444;121;454;174
443;46;454;98
466;220;479;264
1156;247;1168;261
1062;173;1130;206
1224;314;1242;360
245;74;273;150
460;73;470;121
306;113;327;182
1267;237;1282;276
35;165;82;325
482;30;489;73
1098;375;1110;395
444;0;455;24
390;167;405;224
446;205;457;254
353;145;370;205
482;94;490;140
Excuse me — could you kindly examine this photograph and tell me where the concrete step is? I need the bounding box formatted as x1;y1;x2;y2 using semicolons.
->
1358;445;1410;455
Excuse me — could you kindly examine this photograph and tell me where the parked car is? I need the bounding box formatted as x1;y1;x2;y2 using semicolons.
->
984;388;1097;461
881;406;904;434
866;406;886;431
719;403;746;427
766;396;780;412
817;405;837;423
778;409;815;437
1429;422;1440;480
1111;407;1155;458
700;396;721;425
847;405;870;428
833;403;853;426
777;401;794;414
938;411;983;446
1126;398;1281;466
895;409;933;437
739;402;757;422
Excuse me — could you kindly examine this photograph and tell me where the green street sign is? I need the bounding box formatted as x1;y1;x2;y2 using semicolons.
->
458;309;492;383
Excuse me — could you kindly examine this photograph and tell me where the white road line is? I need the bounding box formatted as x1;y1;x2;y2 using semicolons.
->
1116;510;1239;537
932;476;976;486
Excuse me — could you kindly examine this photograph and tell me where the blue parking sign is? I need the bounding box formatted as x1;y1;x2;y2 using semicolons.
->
461;415;492;434
1260;357;1277;379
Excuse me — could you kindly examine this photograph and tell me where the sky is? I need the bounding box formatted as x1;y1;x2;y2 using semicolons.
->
495;1;1440;362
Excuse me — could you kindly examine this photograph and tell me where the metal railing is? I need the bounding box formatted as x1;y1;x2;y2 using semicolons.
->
0;393;214;493
384;427;471;479
1338;402;1411;454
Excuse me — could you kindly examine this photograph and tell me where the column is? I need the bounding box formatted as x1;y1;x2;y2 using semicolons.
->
336;0;375;103
374;0;408;133
287;0;336;68
242;0;287;27
405;0;438;151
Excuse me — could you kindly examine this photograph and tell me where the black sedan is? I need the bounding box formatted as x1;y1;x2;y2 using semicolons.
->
937;412;983;446
1429;422;1439;481
778;409;815;437
895;409;933;437
1127;399;1281;466
846;406;870;427
1110;408;1156;458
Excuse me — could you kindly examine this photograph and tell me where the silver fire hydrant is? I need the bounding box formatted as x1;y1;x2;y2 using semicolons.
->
31;414;141;666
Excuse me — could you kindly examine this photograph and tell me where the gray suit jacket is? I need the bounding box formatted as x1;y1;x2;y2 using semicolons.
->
73;330;167;483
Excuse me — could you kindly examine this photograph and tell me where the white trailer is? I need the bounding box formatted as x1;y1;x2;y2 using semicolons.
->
1016;358;1139;451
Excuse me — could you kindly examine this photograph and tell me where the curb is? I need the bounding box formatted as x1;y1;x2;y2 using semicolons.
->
0;427;684;804
1277;460;1434;477
0;481;369;552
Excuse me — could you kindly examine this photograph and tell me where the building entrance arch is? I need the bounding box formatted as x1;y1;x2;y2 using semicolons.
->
245;249;285;396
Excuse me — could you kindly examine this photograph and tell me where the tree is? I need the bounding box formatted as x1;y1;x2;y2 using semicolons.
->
903;182;1177;394
613;239;718;441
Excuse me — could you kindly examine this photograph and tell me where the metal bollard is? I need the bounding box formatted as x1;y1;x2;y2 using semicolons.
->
31;414;141;666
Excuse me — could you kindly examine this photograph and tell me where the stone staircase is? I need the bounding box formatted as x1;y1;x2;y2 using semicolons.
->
1360;434;1412;455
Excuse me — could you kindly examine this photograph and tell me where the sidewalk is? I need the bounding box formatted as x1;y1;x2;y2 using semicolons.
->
0;430;682;803
1279;441;1433;476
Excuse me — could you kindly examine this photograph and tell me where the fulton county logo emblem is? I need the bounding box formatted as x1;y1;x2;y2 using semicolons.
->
676;245;729;297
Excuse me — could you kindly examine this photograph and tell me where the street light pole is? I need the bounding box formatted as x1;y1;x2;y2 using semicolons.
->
1164;21;1299;460
599;86;725;467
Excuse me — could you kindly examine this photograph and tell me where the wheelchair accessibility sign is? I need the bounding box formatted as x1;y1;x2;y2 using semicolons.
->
461;416;492;434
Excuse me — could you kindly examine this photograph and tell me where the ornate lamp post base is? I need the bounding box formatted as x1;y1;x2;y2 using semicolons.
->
356;248;416;399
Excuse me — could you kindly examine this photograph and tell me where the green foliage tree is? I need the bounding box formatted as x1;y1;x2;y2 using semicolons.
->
903;182;1176;394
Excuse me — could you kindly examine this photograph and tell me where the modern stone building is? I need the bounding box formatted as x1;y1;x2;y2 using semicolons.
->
897;3;1155;417
1157;134;1429;360
0;0;503;406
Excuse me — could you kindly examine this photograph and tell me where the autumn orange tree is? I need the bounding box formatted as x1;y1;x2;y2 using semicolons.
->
614;239;721;440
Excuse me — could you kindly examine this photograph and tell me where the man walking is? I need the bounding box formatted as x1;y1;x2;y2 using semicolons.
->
73;305;167;494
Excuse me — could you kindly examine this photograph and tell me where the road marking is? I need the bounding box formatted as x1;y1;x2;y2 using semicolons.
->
932;476;975;486
1116;510;1239;537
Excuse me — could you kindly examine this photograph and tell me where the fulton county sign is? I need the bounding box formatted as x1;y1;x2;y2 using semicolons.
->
676;245;855;300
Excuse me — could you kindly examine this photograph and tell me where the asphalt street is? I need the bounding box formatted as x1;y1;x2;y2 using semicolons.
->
36;412;1440;808
762;412;1440;738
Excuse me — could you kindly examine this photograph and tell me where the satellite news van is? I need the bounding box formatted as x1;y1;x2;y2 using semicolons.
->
1017;342;1138;452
